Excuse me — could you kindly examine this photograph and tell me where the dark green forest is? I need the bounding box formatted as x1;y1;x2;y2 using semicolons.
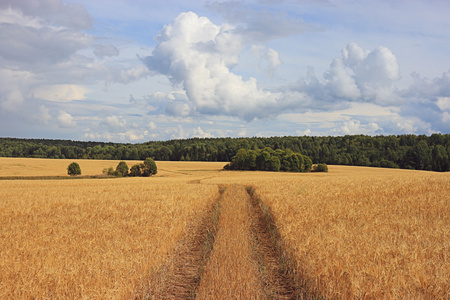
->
1;134;450;172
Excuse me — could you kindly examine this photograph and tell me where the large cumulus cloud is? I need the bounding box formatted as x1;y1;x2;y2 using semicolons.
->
143;12;406;121
141;11;450;135
143;12;289;121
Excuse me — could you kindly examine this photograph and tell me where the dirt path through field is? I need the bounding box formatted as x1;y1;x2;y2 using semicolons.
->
143;187;224;299
194;184;303;299
147;184;304;299
196;184;265;299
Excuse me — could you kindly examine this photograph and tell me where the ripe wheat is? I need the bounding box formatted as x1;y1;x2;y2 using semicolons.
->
0;176;218;299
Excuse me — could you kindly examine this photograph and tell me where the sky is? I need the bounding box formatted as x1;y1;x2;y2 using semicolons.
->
0;0;449;143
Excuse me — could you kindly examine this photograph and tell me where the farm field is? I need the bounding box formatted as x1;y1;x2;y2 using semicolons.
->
0;157;449;299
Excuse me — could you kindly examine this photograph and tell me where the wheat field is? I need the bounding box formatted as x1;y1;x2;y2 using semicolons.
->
0;169;219;298
0;157;449;299
206;167;450;298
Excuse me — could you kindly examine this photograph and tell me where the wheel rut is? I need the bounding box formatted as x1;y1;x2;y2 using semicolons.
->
195;185;265;299
143;187;224;299
247;186;306;299
147;184;305;299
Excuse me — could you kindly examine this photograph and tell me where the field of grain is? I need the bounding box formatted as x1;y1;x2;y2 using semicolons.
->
0;175;219;298
1;157;449;299
0;157;226;177
206;167;450;298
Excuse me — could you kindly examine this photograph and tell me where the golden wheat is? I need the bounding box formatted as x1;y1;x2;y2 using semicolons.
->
0;157;226;177
0;176;218;299
215;167;449;299
1;158;448;299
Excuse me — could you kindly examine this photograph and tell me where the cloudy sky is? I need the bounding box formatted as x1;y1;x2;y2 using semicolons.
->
1;0;449;142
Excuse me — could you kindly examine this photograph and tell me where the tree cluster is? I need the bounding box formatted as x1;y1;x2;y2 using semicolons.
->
103;158;157;177
1;134;450;172
224;148;312;172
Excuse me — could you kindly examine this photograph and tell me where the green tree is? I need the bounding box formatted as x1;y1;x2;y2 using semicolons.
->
312;163;328;172
129;164;142;177
115;161;129;177
269;156;281;171
432;145;449;172
141;157;157;176
67;162;81;176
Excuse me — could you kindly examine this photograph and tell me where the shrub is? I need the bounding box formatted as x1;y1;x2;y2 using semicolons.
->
67;162;81;176
116;161;129;177
312;163;328;172
102;167;116;176
129;164;142;177
141;158;157;177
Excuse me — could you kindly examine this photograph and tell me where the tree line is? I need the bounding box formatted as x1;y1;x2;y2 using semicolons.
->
1;134;449;172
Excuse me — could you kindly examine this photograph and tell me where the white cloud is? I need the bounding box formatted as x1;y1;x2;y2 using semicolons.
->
330;120;381;135
206;1;314;42
0;88;24;112
34;105;51;125
0;12;93;65
32;84;90;102
0;69;35;112
109;64;151;84
117;130;147;142
324;58;360;100
436;97;450;112
93;44;119;58
442;112;450;123
251;45;282;77
105;115;126;128
57;110;76;127
303;129;312;136
143;12;299;121
0;0;92;29
193;126;214;138
148;121;157;130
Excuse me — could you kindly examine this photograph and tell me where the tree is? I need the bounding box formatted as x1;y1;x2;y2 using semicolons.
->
269;156;281;171
225;147;312;172
117;162;126;175
312;163;328;172
141;157;157;176
129;164;142;177
432;145;449;172
115;161;129;177
67;162;81;176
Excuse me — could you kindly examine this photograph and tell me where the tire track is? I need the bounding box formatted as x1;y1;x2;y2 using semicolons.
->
247;186;308;299
195;185;265;299
143;187;225;299
145;184;308;299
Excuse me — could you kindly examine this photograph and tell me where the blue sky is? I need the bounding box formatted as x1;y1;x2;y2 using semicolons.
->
0;0;449;142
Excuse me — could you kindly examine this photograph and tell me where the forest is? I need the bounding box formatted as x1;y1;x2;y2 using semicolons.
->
0;134;449;172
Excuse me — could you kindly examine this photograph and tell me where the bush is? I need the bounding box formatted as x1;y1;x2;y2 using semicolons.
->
142;157;157;176
102;167;116;176
116;161;129;177
67;162;81;176
129;164;142;177
312;163;328;172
